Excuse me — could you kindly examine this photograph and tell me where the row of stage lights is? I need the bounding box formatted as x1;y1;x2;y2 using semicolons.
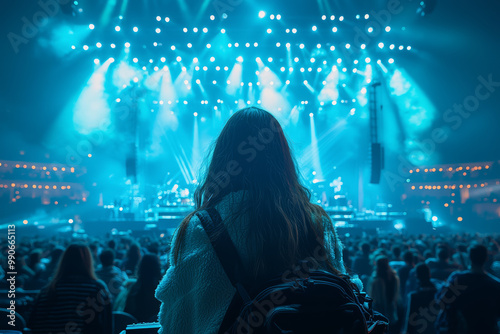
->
409;165;490;173
76;40;410;52
0;162;76;173
146;98;356;105
0;184;73;190
410;183;490;190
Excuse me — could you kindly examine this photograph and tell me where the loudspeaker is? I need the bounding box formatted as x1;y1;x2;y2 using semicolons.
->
370;143;384;184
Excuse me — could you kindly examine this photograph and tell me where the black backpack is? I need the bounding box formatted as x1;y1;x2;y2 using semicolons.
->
196;208;389;334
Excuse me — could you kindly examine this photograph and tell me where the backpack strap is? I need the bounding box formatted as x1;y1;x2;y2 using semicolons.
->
196;208;251;303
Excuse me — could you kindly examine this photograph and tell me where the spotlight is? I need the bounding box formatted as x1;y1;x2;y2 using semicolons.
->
115;26;120;32
89;24;95;30
156;16;161;21
332;27;337;32
96;42;102;48
259;10;266;18
312;26;317;31
385;26;391;32
160;57;166;62
193;27;198;32
176;56;182;62
267;28;272;34
203;27;208;33
83;45;89;50
133;27;138;32
124;42;130;47
133;58;138;63
237;56;243;62
378;42;384;48
94;59;99;64
276;14;281;20
365;57;371;63
155;28;161;33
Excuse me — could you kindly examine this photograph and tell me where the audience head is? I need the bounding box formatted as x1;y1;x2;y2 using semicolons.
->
50;246;65;264
392;246;401;259
361;242;371;256
99;249;115;267
469;244;488;267
51;243;96;288
136;254;162;283
415;263;433;287
127;243;141;261
403;251;415;265
28;249;42;268
375;256;391;279
437;246;449;261
107;239;116;250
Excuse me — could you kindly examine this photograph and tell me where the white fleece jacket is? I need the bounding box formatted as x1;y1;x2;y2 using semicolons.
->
155;191;347;334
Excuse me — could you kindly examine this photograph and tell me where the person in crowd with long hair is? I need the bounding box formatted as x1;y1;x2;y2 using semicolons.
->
368;256;400;325
28;243;112;334
124;253;162;322
121;242;142;276
155;107;348;333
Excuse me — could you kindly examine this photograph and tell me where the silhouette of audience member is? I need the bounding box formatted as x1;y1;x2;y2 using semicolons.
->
427;247;458;282
452;243;470;270
389;246;406;271
124;254;162;322
404;263;437;334
39;246;64;282
121;242;142;276
353;242;373;282
368;256;400;324
96;248;128;301
436;244;500;334
398;251;415;304
28;244;112;334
